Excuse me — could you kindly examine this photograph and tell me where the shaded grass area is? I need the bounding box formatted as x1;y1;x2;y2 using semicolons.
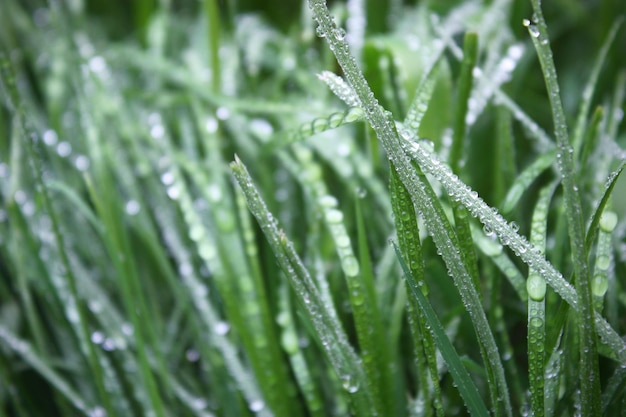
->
1;0;625;416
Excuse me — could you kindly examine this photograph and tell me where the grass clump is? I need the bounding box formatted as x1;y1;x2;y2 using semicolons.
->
1;0;626;416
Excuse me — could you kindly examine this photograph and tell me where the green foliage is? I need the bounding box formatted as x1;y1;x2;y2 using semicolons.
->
1;0;625;416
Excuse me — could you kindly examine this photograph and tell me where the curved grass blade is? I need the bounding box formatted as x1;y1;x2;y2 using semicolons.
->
0;325;91;415
231;155;375;416
591;209;616;311
526;182;557;417
264;106;365;150
392;242;489;417
584;160;625;255
389;165;443;417
524;4;601;412
400;135;626;363
571;17;624;157
500;150;557;214
307;3;513;414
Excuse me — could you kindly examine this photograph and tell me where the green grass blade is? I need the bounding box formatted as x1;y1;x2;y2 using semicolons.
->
500;150;558;215
231;155;375;416
524;4;601;412
389;165;442;417
526;182;557;417
392;242;490;417
307;3;513;414
584;161;625;255
401;134;626;363
571;17;624;157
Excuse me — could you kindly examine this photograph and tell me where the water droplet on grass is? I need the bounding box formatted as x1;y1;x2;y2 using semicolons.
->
340;374;360;393
333;28;346;40
56;141;72;157
214;321;230;335
599;211;618;232
595;254;610;270
249;400;265;412
91;331;105;344
527;275;546;301
125;200;140;215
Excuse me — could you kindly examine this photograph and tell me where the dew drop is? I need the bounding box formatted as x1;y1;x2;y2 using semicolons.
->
527;275;546;301
592;274;608;297
340;374;360;393
599;211;618;232
325;209;344;223
333;28;346;40
91;331;105;344
249;400;265;412
125;200;141;216
57;141;72;157
595;254;610;270
214;321;231;336
343;256;360;277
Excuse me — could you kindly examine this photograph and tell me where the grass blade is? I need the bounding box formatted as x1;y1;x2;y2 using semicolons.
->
392;242;489;417
525;3;601;411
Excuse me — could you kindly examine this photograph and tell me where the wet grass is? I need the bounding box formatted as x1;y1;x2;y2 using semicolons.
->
1;0;625;416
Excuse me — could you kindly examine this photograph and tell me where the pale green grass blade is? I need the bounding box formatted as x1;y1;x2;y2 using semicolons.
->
592;210;616;311
401;134;626;363
524;3;600;412
0;325;92;415
389;165;443;417
449;32;482;306
526;182;557;417
355;193;399;417
231;156;374;415
1;56;116;416
571;17;624;157
584;161;625;255
265;106;365;150
307;3;513;414
276;283;325;417
500;150;558;215
392;242;489;417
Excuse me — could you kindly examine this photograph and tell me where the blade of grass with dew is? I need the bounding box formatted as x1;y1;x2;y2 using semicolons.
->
465;43;526;129
500;150;558;215
191;103;299;417
524;4;600;412
287;142;392;417
355;191;398;417
389;165;443;417
392;242;490;417
150;195;270;416
79;103;169;417
0;55;116;417
471;225;528;302
591;209;617;312
449;32;481;299
276;283;325;417
231;155;375;415
493;106;517;205
571;17;624;157
400;134;626;363
159;145;279;416
264;106;365;151
307;3;513;414
578;106;604;170
584;161;626;256
0;325;92;415
527;182;557;417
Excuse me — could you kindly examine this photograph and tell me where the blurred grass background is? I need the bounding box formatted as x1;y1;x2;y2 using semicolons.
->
1;0;625;416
